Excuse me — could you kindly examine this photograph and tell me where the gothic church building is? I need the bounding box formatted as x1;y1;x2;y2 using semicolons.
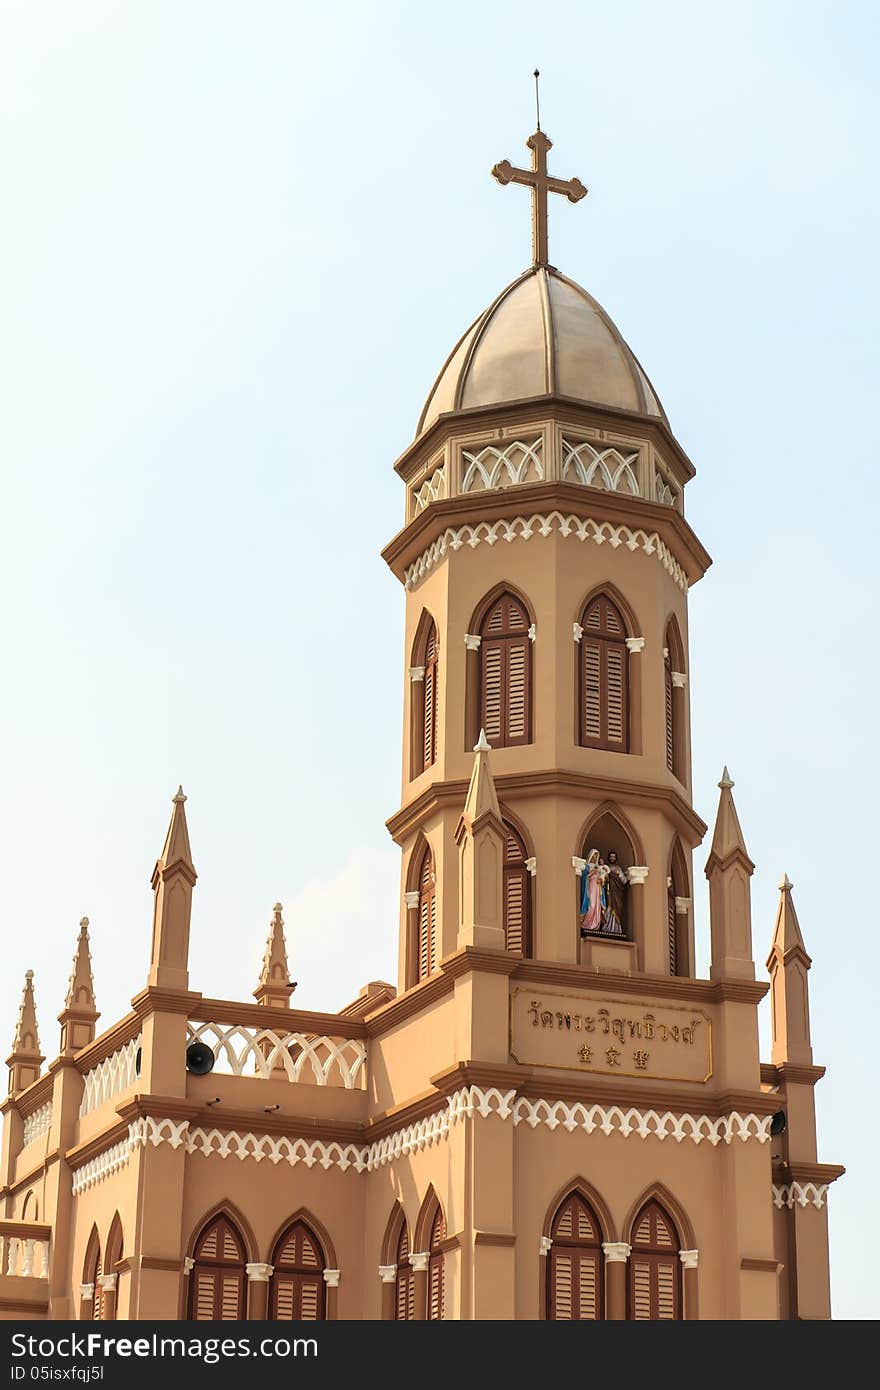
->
0;123;842;1321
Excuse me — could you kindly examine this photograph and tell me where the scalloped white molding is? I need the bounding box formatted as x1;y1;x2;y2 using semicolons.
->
772;1182;829;1210
71;1136;133;1195
404;513;688;592
22;1101;52;1147
413;465;445;514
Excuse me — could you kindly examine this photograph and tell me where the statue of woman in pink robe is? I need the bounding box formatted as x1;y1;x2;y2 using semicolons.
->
579;849;608;936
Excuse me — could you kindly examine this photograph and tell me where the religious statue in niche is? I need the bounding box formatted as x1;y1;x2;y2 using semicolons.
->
579;849;629;938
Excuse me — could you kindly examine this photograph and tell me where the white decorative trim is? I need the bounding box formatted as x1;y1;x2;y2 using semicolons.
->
409;1252;429;1273
323;1268;341;1288
130;1115;190;1150
22;1101;52;1146
527;623;537;642
524;857;537;877
97;1273;118;1292
462;439;544;493
70;1136;133;1194
602;1242;631;1263
3;1236;49;1279
572;856;587;876
378;1264;397;1283
675;896;691;915
513;1097;772;1146
671;671;687;689
79;1284;94;1302
464;633;482;652
246;1262;273;1282
573;622;584;643
79;1035;141;1117
404;891;420;911
772;1182;829;1210
679;1249;699;1269
186;1021;366;1089
409;666;425;683
627;866;649;886
625;637;646;654
404;513;688;592
562;439;639;496
539;1236;552;1257
413;464;445;514
183;1257;195;1274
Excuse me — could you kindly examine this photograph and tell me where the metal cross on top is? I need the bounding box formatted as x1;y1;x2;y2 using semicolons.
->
492;77;587;268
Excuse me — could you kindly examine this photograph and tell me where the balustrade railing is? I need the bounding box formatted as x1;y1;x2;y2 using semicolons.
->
186;1020;366;1089
0;1222;51;1279
79;1035;141;1117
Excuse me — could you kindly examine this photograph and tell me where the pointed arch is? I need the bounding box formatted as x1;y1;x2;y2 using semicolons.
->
545;1184;607;1320
623;1182;696;1253
626;1197;683;1320
466;582;534;750
577;589;630;752
382;1204;414;1321
411;609;439;778
577;581;640;640
268;1214;327;1321
105;1212;123;1272
82;1224;103;1321
414;1187;447;1321
20;1190;38;1221
381;1201;408;1265
668;838;691;977
186;1206;250;1321
541;1177;614;1244
664;615;686;781
186;1199;258;1264
577;801;645;866
576;803;644;945
501;813;533;957
414;841;437;983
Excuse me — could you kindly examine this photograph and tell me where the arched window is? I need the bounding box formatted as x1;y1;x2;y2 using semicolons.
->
417;846;437;981
394;1223;414;1320
83;1228;103;1321
628;1201;682;1320
412;616;439;777
668;840;690;976
479;591;532;748
427;1205;446;1321
664;620;685;781
664;646;674;774
546;1191;604;1320
503;820;532;956
269;1219;326;1321
102;1215;123;1321
188;1214;247;1321
578;594;628;752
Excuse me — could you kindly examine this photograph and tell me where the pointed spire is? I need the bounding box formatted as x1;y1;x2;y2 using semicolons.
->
706;767;754;872
58;918;100;1055
148;786;198;991
7;970;44;1095
455;736;505;950
254;903;296;1008
767;873;813;1065
705;768;755;981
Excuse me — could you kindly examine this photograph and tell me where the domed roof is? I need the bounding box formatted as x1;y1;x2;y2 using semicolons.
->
417;266;666;436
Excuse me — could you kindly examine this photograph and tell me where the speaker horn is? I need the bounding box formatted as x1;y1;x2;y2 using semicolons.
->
770;1110;787;1137
185;1041;216;1075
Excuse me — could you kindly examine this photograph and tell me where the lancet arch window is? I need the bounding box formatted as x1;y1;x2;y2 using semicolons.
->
83;1228;103;1321
546;1191;604;1320
628;1201;682;1320
416;845;438;981
578;594;629;752
269;1220;326;1321
664;620;686;781
411;615;439;778
427;1204;446;1320
503;819;532;956
187;1214;247;1321
478;591;532;749
394;1223;414;1320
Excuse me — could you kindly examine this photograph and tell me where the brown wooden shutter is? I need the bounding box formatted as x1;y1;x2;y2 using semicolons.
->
395;1224;414;1320
579;595;629;752
668;888;678;977
665;652;674;772
269;1220;327;1321
188;1215;247;1320
479;593;532;748
91;1246;103;1321
427;1206;445;1320
422;624;438;771
547;1193;604;1320
503;822;531;956
628;1201;682;1320
417;848;437;981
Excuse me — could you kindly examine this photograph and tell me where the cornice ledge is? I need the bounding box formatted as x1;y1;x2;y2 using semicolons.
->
189;997;369;1039
115;1095;201;1124
773;1161;845;1186
760;1061;826;1087
131;988;203;1020
474;1231;517;1247
64;1120;130;1172
11;1074;55;1116
429;1061;531;1096
70;1011;143;1075
185;1109;365;1144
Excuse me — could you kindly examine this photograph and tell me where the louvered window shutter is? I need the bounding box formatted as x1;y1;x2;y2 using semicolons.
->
479;594;532;748
628;1202;682;1320
579;596;629;751
422;624;438;771
417;849;437;981
665;653;674;772
269;1221;327;1321
503;823;531;956
426;1206;446;1320
547;1194;604;1320
91;1248;103;1321
668;889;678;977
395;1225;414;1320
188;1216;247;1320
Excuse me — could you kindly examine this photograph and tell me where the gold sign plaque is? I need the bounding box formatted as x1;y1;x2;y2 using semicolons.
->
510;987;713;1083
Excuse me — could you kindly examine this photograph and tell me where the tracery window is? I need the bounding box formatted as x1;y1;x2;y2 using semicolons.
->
188;1214;247;1321
578;594;628;752
628;1201;682;1320
269;1219;326;1321
546;1191;604;1320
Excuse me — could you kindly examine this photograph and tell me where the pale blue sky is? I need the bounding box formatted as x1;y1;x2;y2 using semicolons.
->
1;1;877;1318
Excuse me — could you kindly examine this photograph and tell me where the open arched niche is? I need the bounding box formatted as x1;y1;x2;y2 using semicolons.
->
577;807;644;969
